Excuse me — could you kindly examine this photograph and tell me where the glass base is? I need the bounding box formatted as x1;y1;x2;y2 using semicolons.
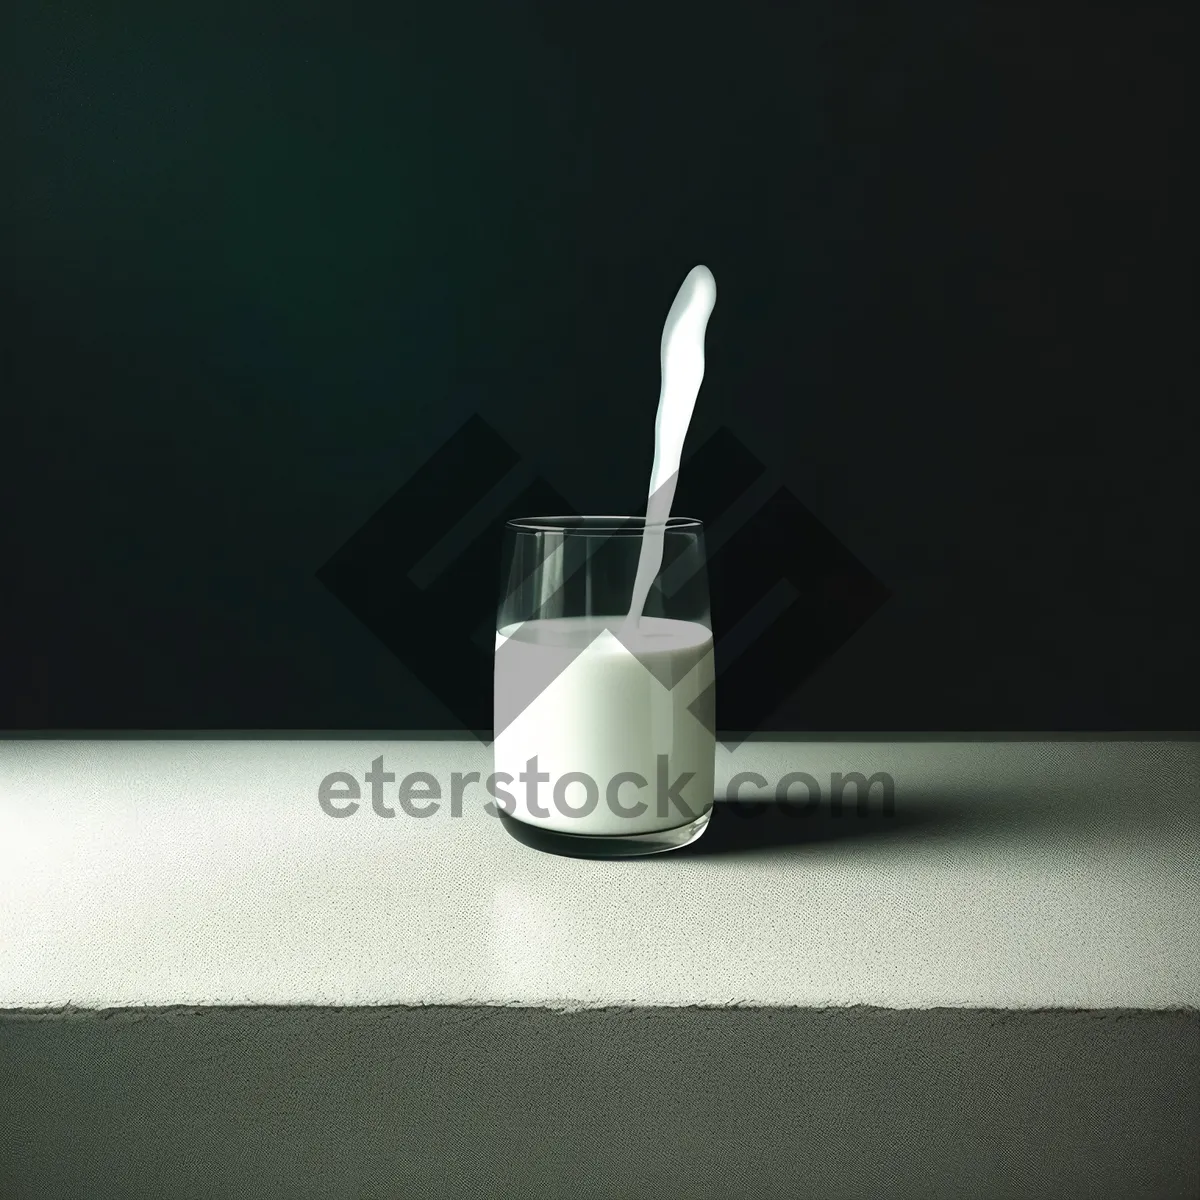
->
497;807;712;859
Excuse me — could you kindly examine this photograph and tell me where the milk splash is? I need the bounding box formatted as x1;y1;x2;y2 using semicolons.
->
622;264;717;632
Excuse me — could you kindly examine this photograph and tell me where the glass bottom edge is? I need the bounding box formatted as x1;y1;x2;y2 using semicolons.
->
497;807;712;859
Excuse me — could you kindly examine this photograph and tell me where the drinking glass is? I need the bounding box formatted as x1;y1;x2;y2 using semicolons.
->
493;515;715;857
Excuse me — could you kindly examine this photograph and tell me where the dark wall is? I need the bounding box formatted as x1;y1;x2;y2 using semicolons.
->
3;1;1194;731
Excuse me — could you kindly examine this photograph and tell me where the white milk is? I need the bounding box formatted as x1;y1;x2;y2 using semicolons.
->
495;265;718;837
624;264;717;631
493;616;715;835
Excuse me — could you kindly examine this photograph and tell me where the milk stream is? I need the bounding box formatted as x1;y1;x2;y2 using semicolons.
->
622;265;717;632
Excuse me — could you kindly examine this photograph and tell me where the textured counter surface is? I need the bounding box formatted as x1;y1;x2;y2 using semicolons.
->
3;738;1198;1199
3;738;1197;1010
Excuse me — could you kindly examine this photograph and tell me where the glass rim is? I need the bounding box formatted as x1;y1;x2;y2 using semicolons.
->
505;514;704;535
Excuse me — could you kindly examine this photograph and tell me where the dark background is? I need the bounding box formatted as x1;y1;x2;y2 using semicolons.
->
2;1;1194;732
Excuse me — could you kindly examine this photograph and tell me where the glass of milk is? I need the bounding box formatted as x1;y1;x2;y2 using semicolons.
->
493;514;715;856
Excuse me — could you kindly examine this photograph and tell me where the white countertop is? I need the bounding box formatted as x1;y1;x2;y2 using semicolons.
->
2;739;1197;1010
